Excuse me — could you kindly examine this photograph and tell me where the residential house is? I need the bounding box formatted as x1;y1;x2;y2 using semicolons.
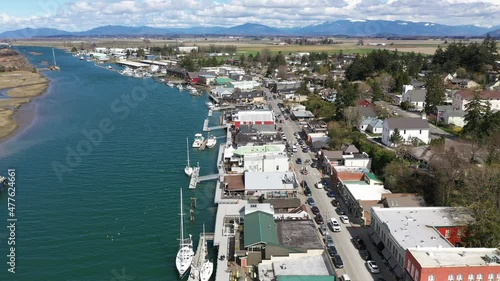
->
366;118;383;134
382;117;430;147
453;89;500;111
450;78;480;89
401;89;426;111
358;117;377;132
442;108;466;127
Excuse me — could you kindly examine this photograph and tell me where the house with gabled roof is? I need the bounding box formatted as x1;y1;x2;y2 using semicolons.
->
453;90;500;111
401;89;426;111
382;117;430;147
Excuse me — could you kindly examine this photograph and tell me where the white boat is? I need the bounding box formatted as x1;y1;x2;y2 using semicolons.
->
167;82;174;87
206;135;217;148
184;137;193;176
199;224;213;281
79;56;84;60
177;84;184;90
205;101;214;109
107;65;112;69
192;133;204;148
199;260;213;281
176;189;194;278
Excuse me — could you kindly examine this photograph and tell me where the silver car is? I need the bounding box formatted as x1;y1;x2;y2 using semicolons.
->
367;260;380;274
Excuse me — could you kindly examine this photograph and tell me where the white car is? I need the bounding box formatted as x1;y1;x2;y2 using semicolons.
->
315;182;324;189
367;260;380;274
330;218;341;232
339;215;349;224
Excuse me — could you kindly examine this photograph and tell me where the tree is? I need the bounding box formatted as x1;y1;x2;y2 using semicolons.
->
179;56;196;71
295;81;310;96
71;46;78;53
424;74;445;113
389;128;403;146
456;67;467;79
369;80;383;101
375;73;395;93
462;91;486;138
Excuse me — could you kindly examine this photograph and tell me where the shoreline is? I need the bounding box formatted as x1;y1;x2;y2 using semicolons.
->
0;70;49;140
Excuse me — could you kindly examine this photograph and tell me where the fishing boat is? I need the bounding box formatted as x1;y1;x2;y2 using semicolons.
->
176;189;194;278
192;133;204;148
184;138;193;176
199;225;213;281
206;135;217;148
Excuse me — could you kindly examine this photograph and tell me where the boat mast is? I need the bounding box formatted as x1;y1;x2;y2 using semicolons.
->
52;48;57;66
186;137;191;167
180;188;184;243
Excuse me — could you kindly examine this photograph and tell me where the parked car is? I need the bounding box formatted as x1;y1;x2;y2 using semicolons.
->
339;215;349;224
315;182;324;189
325;234;335;247
311;206;320;215
327;190;335;198
301;167;308;175
353;236;367;250
331;199;339;207
314;214;324;225
302;148;309;153
311;161;318;168
330;218;341;232
307;197;315;206
296;158;302;164
336;207;346;215
327;245;338;257
367;260;380;274
304;186;312;196
319;224;327;236
321;179;329;186
332;254;344;268
360;250;372;261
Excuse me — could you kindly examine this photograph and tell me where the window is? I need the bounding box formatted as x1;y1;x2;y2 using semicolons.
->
469;274;475;281
404;130;407;134
457;274;463;281
428;275;435;281
449;274;455;281
407;260;411;271
477;274;483;281
420;130;422;134
496;273;500;281
411;265;414;277
487;273;494;281
445;229;451;238
415;271;419;281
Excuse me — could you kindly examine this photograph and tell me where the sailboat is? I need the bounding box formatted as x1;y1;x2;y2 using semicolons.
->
184;137;194;176
176;188;194;278
48;48;60;71
199;224;213;281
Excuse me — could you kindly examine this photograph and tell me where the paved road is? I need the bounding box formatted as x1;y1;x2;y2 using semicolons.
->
266;94;396;281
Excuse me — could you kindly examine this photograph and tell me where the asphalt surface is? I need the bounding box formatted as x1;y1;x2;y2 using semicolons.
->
267;93;397;281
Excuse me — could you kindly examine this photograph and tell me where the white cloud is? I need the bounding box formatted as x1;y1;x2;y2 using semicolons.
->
0;0;498;32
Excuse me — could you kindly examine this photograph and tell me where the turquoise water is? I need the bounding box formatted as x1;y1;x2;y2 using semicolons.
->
0;47;220;280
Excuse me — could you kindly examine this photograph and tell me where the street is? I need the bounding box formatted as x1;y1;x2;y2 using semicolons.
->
267;92;396;281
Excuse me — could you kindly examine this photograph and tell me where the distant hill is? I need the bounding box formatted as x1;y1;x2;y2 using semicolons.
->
1;20;499;38
487;29;500;38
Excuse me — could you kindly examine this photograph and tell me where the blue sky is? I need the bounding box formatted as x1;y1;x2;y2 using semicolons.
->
0;0;499;32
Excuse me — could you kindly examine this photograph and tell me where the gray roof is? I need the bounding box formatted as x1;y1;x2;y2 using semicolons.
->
445;109;465;117
341;144;360;154
385;118;429;130
367;119;383;129
406;89;426;102
410;80;425;87
435;105;453;113
292;110;315;118
357;106;377;118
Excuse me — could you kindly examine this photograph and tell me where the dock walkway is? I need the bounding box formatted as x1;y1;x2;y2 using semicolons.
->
188;166;200;189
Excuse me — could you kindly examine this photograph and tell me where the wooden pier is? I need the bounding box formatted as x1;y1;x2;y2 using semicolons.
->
189;166;200;189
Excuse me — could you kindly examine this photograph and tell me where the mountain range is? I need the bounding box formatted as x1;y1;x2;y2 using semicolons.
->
1;20;499;38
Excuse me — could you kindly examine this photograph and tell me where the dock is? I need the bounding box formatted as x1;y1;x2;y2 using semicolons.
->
189;166;200;189
208;109;213;117
187;232;214;281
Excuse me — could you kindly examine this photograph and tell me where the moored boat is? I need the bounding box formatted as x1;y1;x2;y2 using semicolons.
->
192;133;204;148
184;137;193;176
176;189;194;278
205;101;214;109
206;135;217;148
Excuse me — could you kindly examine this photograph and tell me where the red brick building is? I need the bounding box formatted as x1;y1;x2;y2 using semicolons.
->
435;226;467;247
405;247;500;281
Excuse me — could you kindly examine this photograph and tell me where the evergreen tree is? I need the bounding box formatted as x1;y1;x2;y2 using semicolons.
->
424;74;445;113
370;80;383;101
463;91;486;138
390;128;403;146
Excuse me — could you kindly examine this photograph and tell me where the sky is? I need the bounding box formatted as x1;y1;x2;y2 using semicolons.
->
0;0;499;32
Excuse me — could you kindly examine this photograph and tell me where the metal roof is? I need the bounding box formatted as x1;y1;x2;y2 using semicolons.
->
244;211;279;248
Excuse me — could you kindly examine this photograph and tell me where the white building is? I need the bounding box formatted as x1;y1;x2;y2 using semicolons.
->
442;108;466;127
370;207;474;271
228;80;261;91
382;118;430;147
401;89;426;111
177;46;198;53
244;171;296;199
453;90;500;111
244;154;289;173
233;110;275;128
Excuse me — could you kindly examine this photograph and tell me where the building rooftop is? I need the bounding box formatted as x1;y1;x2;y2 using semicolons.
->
371;207;475;249
277;276;335;281
406;89;427;102
233;145;285;156
245;172;296;191
457;89;500;100
322;150;343;160
244;203;274;216
408;247;500;268
268;198;301;210
276;220;324;249
346;183;391;201
258;255;331;281
381;193;425;208
385;117;430;130
224;174;245;191
292;110;315;118
244;211;279;248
